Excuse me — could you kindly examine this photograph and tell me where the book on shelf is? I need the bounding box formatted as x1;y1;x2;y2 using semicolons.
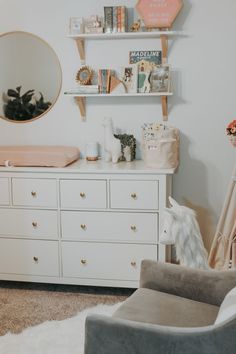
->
104;6;127;33
64;85;99;94
129;50;162;94
112;7;118;33
129;50;162;70
120;6;127;33
104;7;113;33
98;69;111;94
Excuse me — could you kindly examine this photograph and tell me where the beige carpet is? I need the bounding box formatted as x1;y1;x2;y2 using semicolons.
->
0;281;132;336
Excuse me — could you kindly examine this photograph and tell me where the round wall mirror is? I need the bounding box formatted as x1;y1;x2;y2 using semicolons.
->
0;31;62;123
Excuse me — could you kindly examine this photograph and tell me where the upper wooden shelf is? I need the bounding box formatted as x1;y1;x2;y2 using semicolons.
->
68;31;181;64
67;30;180;40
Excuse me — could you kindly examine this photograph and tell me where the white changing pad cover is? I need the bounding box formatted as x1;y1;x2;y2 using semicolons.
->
0;146;80;167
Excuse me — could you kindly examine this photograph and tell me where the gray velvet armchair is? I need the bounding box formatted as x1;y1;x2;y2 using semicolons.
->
85;260;236;354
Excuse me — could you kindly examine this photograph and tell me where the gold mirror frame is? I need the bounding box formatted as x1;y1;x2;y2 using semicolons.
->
0;31;62;123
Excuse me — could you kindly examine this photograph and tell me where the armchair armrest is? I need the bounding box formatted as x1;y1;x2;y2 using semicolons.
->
140;260;236;306
85;314;236;354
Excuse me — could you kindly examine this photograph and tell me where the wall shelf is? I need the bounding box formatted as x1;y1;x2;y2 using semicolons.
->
64;92;173;121
68;31;180;64
67;30;180;120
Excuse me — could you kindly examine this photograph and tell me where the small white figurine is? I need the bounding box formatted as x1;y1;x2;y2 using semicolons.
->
102;117;136;163
159;197;210;270
102;117;122;163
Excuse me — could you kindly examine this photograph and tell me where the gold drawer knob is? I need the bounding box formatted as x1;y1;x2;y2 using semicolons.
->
31;191;37;197
80;224;86;230
131;193;137;199
32;222;38;228
131;261;136;267
81;259;87;265
33;256;39;263
130;225;137;231
80;192;86;198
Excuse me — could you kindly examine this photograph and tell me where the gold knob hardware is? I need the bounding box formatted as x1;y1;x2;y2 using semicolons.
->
131;261;136;267
33;256;39;263
130;225;137;231
81;259;87;265
80;192;86;198
80;224;86;230
31;191;37;197
131;193;137;199
32;222;38;228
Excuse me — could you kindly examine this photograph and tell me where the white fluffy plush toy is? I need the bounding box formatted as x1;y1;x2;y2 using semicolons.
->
102;117;122;163
159;197;210;270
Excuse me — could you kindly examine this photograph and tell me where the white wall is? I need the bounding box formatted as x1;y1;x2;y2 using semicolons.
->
0;0;235;250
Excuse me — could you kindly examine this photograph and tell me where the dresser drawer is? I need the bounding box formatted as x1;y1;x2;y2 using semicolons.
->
12;178;57;208
0;209;58;239
0;178;10;205
0;239;59;276
110;180;159;210
61;211;158;243
62;242;157;281
60;180;107;209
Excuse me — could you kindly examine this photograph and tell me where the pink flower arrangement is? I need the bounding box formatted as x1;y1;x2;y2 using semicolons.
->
226;120;236;136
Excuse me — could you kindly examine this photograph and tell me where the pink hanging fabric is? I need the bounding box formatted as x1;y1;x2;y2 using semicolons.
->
208;166;236;269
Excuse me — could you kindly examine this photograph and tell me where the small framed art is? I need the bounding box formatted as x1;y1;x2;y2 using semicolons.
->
69;17;84;35
150;65;171;93
121;65;138;93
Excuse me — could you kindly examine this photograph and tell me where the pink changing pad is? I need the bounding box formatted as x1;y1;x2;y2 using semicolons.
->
0;146;80;167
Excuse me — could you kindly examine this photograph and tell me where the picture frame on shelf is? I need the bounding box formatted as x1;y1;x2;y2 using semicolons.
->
120;65;138;93
76;66;93;85
69;17;84;35
138;68;151;93
84;15;103;34
150;65;171;93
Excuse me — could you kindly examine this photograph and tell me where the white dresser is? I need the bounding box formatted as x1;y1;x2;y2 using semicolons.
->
0;160;174;288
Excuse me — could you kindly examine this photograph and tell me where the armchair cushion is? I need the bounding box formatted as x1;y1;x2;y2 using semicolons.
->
113;288;219;328
215;287;236;324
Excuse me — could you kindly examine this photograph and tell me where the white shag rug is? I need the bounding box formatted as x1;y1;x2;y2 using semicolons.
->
0;302;121;354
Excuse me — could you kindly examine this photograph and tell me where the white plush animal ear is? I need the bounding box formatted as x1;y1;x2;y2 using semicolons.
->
168;196;180;208
164;207;178;219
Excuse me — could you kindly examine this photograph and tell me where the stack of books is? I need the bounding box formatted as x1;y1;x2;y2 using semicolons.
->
64;85;99;94
98;69;111;94
104;6;127;33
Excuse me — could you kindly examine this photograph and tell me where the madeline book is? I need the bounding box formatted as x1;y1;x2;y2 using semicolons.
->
129;50;162;93
129;50;162;71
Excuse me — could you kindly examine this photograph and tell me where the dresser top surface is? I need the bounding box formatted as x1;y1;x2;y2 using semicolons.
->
0;159;176;175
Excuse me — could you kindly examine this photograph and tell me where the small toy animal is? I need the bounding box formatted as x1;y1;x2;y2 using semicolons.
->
130;19;141;32
102;117;136;163
159;197;210;270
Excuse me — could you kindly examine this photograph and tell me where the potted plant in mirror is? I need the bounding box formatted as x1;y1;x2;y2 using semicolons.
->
226;120;236;147
3;86;51;121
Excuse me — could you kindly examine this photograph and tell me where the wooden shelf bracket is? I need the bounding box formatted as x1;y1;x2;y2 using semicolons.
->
160;34;168;64
75;97;86;120
75;38;85;64
161;96;168;121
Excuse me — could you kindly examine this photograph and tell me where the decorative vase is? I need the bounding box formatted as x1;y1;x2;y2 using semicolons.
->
229;135;236;147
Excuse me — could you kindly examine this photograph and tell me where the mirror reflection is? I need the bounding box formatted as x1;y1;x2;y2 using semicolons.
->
0;31;62;123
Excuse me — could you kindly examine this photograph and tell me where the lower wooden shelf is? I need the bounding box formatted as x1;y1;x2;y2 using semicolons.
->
64;92;173;121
